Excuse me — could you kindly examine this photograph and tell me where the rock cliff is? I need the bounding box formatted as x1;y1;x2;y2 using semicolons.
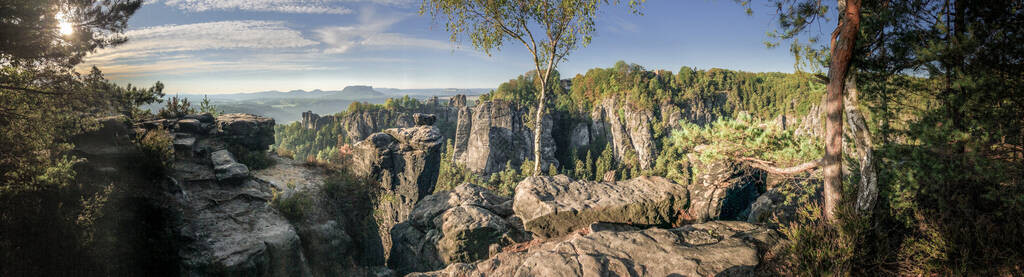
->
456;100;558;176
351;119;444;263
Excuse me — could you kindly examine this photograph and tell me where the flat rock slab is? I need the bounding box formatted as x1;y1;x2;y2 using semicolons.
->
513;175;688;238
412;221;780;277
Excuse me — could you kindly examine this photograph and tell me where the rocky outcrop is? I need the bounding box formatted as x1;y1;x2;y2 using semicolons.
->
140;113;314;276
513;175;688;238
460;100;557;176
587;97;658;170
687;154;767;222
352;122;444;262
215;113;275;150
304;96;464;144
389;184;529;274
411;221;781;277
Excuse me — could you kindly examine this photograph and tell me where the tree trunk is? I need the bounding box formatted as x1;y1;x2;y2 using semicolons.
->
823;0;862;222
532;80;547;176
844;73;878;214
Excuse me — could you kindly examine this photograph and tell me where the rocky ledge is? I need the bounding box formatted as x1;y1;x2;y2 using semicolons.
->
513;175;689;238
411;221;780;277
389;183;530;274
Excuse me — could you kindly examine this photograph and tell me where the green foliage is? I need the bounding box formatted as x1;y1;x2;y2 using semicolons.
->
137;127;174;176
228;145;275;171
271;188;313;222
662;113;822;168
436;140;481;193
770;204;868;276
157;94;195;119
594;144;615;181
486;161;534;197
199;95;220;116
568;61;825;118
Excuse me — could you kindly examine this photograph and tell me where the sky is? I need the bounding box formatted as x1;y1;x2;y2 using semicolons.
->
79;0;832;94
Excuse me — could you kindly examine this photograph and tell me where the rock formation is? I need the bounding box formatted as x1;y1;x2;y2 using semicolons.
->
389;183;529;274
585;97;658;170
513;175;688;238
351;118;444;262
135;113;317;276
686;154;767;222
458;100;557;176
410;221;780;277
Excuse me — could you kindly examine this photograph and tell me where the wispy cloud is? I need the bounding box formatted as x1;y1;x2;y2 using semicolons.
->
315;7;454;54
81;20;324;76
86;20;317;62
154;0;418;14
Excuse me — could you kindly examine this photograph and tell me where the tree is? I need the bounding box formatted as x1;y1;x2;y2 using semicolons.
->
421;0;642;175
747;0;864;222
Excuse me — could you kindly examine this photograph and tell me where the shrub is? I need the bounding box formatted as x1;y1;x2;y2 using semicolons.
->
137;127;173;176
157;94;195;119
271;188;313;222
228;145;275;171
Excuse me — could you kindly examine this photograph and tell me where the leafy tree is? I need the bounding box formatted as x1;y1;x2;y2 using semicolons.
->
421;0;643;175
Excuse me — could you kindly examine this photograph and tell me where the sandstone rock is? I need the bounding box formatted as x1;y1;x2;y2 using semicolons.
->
352;125;444;261
589;97;657;170
211;149;250;183
215;113;275;150
176;118;204;133
687;154;766;222
412;221;780;277
449;94;467;107
414;113;437;126
198;112;215;123
389;184;527;274
173;136;196;158
513;175;688;238
569;123;590;150
462;100;557;176
452;106;472;162
177;180;311;276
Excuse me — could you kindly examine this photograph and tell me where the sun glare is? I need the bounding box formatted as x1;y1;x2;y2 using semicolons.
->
56;12;73;35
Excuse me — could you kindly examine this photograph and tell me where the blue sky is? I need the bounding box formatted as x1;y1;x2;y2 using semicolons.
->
80;0;831;94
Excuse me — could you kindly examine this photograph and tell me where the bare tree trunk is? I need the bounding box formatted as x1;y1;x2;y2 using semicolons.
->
844;74;878;214
823;0;862;222
532;80;547;176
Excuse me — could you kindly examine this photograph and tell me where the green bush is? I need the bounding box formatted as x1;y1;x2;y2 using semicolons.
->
137;127;174;176
228;145;275;171
271;188;313;222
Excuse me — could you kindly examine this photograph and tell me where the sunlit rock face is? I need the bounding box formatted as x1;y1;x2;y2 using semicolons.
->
457;100;557;176
351;119;444;263
410;221;781;277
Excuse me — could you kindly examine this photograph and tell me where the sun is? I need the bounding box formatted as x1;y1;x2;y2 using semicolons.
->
56;12;73;35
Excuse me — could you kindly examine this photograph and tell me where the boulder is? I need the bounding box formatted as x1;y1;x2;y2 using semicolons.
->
513;175;688;238
177;180;311;276
198;112;215;123
389;184;527;274
686;154;766;222
176;118;204;133
352;125;444;261
412;221;781;277
173;136;196;158
211;149;250;183
215;113;275;150
414;113;437;126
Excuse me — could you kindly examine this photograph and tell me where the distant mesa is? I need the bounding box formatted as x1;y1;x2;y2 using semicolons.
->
340;85;384;97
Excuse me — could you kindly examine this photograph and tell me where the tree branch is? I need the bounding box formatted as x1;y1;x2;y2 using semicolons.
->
737;157;822;175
